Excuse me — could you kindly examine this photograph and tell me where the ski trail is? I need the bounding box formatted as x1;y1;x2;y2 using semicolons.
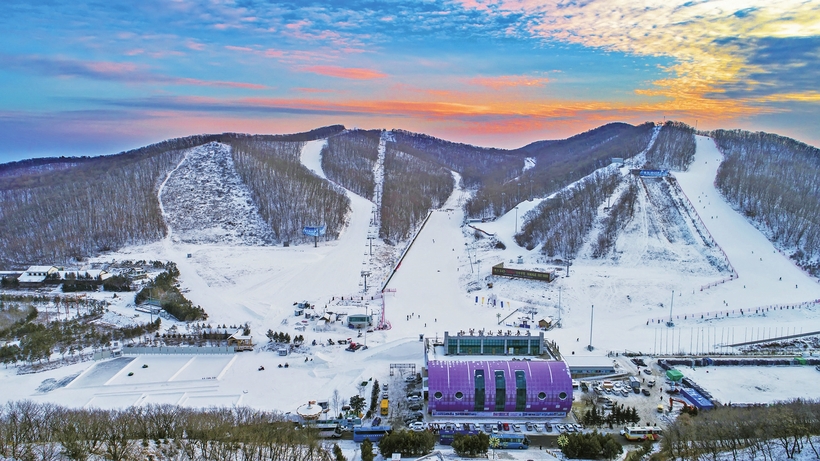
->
157;148;192;244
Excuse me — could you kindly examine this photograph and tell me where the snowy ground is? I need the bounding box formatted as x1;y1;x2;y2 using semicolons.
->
2;134;819;432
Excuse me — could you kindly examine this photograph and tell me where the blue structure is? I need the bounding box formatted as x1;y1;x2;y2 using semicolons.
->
680;388;714;411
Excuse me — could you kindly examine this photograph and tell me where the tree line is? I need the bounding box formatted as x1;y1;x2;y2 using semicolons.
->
467;122;655;221
661;399;820;460
515;171;622;257
0;401;333;461
135;262;206;321
0;135;219;267
645;121;696;171
380;146;454;242
591;178;639;258
227;138;350;244
712;129;820;275
321;130;380;199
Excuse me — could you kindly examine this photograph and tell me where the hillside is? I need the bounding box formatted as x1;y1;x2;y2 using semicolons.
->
1;122;819;277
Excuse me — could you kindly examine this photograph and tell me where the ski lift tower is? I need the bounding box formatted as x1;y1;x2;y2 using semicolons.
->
303;225;326;248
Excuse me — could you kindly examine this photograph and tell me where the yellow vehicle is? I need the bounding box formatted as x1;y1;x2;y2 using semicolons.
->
380;399;389;416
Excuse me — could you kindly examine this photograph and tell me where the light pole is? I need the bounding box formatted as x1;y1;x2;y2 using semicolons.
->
514;206;519;233
667;290;675;327
587;304;594;351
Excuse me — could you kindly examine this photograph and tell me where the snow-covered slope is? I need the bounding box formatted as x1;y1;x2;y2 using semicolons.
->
159;142;274;245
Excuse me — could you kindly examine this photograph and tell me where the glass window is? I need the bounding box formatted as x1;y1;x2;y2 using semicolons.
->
434;391;443;400
515;370;526;411
559;392;568;400
494;371;506;411
475;370;485;411
455;391;464;400
538;392;547;400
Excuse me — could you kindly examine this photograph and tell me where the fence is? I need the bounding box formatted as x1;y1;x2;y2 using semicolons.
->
647;299;820;325
122;346;235;355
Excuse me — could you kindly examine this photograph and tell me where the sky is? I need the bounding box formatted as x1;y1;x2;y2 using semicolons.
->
1;0;819;162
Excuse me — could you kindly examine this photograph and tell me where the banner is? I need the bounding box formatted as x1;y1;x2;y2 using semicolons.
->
302;226;326;237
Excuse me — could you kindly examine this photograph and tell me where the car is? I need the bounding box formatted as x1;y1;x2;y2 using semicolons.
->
372;417;381;426
643;368;652;375
408;403;422;411
634;387;641;394
503;423;510;431
382;392;389;399
383;383;388;391
512;424;521;432
545;422;553;432
525;422;534;431
405;375;416;383
534;424;542;433
484;423;494;432
642;388;651;396
565;424;576;433
407;396;421;403
409;422;426;431
497;421;503;431
621;389;629;397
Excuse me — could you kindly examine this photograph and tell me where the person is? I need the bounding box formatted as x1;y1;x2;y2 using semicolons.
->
258;366;264;371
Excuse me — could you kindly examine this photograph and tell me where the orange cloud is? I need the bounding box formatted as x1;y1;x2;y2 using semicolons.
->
455;0;820;117
301;65;387;80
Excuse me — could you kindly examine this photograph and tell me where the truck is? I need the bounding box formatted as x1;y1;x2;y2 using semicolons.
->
628;376;641;391
380;399;389;416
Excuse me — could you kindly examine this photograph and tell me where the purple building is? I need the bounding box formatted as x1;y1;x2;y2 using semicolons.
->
427;360;573;417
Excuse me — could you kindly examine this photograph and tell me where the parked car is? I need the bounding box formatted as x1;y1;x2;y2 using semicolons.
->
496;421;503;431
643;368;652;375
382;392;389;399
565;424;576;433
545;422;553;432
525;422;534;431
484;423;494;432
383;383;388;391
409;421;426;431
642;388;651;396
503;423;510;431
372;417;381;426
512;424;521;432
407;396;421;403
534;424;542;433
408;403;422;411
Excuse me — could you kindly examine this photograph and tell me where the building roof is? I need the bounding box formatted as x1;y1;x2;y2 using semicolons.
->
564;355;617;368
26;266;57;273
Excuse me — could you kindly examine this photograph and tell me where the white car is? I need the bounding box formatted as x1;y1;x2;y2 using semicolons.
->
409;422;426;431
407;395;422;403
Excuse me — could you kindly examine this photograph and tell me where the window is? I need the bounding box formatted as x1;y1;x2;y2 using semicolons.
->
434;391;443;400
494;371;506;411
515;371;527;411
455;391;464;400
475;370;485;411
559;391;568;400
538;392;547;400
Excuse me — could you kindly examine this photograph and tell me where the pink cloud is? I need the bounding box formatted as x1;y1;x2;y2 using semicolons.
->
302;65;387;80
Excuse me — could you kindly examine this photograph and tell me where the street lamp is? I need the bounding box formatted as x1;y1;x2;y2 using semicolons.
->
514;206;519;233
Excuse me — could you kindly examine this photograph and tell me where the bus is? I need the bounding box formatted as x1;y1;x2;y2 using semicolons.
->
380;399;389;416
620;426;663;441
439;429;480;445
353;426;392;443
490;434;530;449
313;422;342;439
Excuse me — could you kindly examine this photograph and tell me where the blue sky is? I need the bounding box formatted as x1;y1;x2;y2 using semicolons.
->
1;0;819;161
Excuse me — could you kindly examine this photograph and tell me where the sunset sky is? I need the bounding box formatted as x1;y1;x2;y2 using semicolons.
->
2;0;819;161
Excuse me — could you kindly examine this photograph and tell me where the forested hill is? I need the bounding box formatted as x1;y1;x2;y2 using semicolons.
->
1;122;818;274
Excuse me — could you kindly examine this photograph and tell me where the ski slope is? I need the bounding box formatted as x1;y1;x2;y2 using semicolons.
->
1;134;818;419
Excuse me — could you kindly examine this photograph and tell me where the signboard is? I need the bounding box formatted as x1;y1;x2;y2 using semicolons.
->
639;169;669;177
302;226;326;237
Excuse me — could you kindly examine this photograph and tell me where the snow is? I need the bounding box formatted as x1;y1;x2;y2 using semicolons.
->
159;142;274;245
2;134;819;434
